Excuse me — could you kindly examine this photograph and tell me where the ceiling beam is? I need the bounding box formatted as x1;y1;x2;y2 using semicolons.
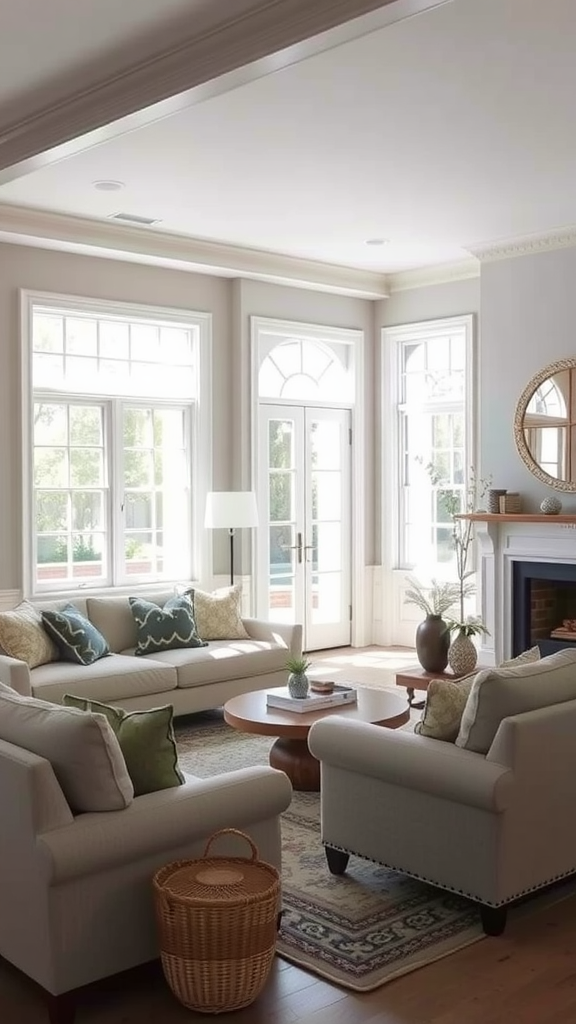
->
0;0;448;181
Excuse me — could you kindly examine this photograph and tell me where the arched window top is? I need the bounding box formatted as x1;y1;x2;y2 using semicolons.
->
259;338;352;401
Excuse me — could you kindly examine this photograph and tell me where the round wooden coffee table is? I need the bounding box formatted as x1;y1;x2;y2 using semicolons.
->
223;687;410;792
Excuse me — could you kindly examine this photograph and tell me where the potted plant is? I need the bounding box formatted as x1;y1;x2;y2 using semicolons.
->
423;462;492;675
404;578;461;673
286;655;312;698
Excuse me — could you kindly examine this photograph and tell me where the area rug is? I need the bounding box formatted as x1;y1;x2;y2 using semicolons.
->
175;711;488;992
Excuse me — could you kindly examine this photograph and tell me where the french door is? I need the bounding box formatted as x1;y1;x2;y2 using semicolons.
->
257;404;351;651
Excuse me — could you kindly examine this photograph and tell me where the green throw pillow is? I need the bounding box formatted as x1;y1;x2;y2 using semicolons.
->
129;594;207;656
41;604;110;665
62;696;185;796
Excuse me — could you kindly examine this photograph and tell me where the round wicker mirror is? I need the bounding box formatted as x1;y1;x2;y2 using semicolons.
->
513;357;576;492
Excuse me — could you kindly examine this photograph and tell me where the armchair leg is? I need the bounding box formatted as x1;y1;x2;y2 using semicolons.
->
46;991;76;1024
479;904;507;936
325;845;350;875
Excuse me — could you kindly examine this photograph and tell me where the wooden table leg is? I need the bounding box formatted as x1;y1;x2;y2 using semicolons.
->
269;737;320;791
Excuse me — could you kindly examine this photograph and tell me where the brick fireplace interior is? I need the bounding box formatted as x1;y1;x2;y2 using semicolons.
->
512;560;576;657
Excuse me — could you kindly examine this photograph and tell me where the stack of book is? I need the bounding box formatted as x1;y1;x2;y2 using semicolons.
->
266;684;357;713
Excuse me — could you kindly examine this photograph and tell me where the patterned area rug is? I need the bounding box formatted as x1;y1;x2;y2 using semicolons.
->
175;711;488;992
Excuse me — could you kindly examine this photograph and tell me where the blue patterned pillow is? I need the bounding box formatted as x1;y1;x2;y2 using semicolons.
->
41;604;110;665
129;595;207;656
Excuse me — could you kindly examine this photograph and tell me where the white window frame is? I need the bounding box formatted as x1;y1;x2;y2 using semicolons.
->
381;314;476;578
20;290;212;597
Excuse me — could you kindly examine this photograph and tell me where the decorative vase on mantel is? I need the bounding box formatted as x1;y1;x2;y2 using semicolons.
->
448;629;478;676
415;614;450;674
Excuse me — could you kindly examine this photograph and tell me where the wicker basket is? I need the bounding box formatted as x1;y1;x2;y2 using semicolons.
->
153;828;280;1014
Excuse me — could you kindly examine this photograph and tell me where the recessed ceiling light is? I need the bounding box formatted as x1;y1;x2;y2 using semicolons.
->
365;237;390;246
93;180;125;191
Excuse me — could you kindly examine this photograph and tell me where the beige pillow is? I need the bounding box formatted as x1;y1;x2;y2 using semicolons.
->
415;646;541;743
188;585;249;640
0;600;59;668
456;647;576;754
414;671;478;742
0;687;133;813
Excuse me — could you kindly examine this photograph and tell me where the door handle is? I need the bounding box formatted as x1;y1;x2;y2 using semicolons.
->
288;532;303;564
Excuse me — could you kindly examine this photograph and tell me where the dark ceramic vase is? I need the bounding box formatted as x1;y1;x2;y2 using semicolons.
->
415;614;450;673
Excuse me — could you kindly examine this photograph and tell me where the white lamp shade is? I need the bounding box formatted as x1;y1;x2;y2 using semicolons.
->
204;491;259;529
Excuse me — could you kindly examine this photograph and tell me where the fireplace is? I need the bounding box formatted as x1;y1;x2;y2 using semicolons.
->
512;561;576;656
467;513;576;664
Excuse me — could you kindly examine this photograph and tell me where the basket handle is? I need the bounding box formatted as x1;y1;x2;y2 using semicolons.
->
203;828;258;861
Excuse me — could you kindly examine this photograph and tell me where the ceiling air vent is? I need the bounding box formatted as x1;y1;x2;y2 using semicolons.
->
109;212;161;226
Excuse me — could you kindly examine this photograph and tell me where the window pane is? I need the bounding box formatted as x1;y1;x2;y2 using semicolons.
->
72;492;103;530
35;449;67;488
70;449;102;487
34;315;63;353
70;406;102;445
34;404;67;445
66;318;97;356
36;492;68;532
100;321;129;359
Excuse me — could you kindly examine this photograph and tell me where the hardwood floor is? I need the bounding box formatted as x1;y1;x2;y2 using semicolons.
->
3;894;576;1022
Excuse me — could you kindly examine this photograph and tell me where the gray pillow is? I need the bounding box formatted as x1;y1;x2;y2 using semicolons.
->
41;604;110;665
129;594;207;656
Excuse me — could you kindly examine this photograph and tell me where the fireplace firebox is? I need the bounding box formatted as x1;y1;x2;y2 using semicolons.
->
512;560;576;657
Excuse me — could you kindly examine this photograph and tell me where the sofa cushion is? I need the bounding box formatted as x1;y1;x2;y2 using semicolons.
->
86;592;175;653
29;653;177;706
415;646;541;742
0;687;133;813
456;647;576;754
129;595;207;656
63;695;185;796
42;604;110;665
0;600;59;668
144;637;289;688
187;585;249;640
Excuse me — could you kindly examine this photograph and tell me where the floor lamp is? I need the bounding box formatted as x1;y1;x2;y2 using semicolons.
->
204;491;259;586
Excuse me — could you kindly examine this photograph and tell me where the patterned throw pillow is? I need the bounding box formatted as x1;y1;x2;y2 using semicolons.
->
414;672;478;742
0;600;59;668
41;604;110;666
187;585;249;640
129;594;207;656
415;646;541;743
63;695;185;796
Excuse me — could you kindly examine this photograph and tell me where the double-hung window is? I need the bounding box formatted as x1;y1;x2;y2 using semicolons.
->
384;315;474;579
23;294;211;594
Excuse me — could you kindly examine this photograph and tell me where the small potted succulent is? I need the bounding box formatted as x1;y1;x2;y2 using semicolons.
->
286;655;312;698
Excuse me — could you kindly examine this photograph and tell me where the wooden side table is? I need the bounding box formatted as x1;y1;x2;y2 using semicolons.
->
395;665;469;707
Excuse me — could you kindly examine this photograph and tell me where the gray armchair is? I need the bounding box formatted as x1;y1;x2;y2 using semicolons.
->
308;698;576;935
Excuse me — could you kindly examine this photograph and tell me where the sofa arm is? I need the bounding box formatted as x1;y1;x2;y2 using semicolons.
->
308;717;513;812
0;654;32;696
38;766;293;884
242;618;302;658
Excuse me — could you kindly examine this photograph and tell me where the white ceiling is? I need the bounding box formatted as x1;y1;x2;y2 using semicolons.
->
1;0;575;286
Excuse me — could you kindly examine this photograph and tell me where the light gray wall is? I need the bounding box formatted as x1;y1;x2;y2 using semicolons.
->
480;247;576;512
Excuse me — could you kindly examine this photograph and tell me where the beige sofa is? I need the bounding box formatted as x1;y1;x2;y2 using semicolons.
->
0;590;302;715
0;730;292;1023
309;648;576;935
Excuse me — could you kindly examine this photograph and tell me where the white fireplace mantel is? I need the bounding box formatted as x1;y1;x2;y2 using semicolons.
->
460;514;576;663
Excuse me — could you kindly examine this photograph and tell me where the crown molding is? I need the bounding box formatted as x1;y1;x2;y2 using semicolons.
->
385;257;480;293
0;203;389;298
467;226;576;263
0;0;413;178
